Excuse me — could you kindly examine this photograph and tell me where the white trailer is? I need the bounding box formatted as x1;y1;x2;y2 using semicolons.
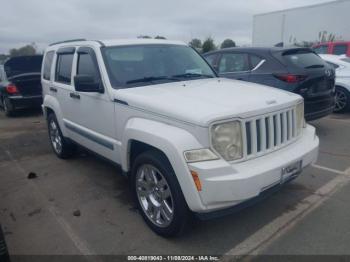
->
252;0;350;46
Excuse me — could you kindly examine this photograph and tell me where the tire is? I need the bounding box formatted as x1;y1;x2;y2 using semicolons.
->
3;97;14;117
334;86;350;113
47;113;76;159
131;150;191;237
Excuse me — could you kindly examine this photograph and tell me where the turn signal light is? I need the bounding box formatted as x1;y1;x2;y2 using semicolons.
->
191;170;202;191
6;84;19;94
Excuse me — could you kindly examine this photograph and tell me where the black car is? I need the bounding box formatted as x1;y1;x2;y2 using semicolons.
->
0;55;43;116
203;47;335;121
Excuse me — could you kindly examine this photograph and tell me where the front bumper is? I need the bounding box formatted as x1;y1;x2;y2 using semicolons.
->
187;124;319;213
8;95;43;109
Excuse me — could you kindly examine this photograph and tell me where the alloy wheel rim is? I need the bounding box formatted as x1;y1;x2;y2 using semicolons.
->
334;89;347;112
136;164;174;227
49;120;62;154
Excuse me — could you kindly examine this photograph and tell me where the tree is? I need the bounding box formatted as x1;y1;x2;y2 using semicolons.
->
188;38;202;49
9;43;37;57
202;37;216;53
155;35;166;39
220;39;236;49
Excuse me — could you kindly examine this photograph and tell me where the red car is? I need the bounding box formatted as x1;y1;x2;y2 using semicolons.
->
312;41;350;56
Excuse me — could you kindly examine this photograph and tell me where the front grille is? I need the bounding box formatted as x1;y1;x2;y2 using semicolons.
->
243;107;298;159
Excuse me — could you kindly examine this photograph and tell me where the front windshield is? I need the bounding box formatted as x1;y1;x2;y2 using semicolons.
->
102;44;216;88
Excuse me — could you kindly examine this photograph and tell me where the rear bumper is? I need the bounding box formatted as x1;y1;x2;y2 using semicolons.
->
8;95;42;109
187;125;319;213
305;95;335;121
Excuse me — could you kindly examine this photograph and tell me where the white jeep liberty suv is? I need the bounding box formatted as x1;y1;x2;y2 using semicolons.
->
41;39;319;237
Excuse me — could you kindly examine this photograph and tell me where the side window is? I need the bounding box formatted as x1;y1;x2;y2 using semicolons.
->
77;53;99;81
55;53;74;84
43;51;54;80
218;53;249;73
250;55;264;70
333;44;348;55
204;54;217;67
313;45;328;54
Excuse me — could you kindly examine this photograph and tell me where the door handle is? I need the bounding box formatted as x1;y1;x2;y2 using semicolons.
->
49;87;57;93
69;92;80;99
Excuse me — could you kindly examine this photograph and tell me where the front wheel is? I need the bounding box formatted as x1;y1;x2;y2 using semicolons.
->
334;86;350;113
131;150;191;237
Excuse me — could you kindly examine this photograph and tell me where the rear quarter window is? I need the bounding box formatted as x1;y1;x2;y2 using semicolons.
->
43;51;55;80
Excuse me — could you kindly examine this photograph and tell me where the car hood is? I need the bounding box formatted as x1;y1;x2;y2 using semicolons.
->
115;78;302;127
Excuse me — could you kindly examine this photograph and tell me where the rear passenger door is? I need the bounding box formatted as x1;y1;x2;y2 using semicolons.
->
216;52;251;81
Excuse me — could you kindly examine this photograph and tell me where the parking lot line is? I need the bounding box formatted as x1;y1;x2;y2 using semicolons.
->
3;149;99;258
223;166;350;260
311;164;346;175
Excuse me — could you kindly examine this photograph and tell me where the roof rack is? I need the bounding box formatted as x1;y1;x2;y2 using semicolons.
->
49;39;87;46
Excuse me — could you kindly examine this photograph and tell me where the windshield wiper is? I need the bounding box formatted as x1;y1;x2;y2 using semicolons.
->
305;64;324;69
126;76;179;84
172;73;215;79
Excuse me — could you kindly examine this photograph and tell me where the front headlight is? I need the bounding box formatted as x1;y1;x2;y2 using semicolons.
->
211;121;243;161
296;102;305;135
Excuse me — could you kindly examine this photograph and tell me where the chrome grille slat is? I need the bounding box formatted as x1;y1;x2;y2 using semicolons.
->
251;120;258;155
244;107;297;159
268;115;274;149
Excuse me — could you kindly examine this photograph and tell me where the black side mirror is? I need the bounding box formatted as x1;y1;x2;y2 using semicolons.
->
74;75;104;93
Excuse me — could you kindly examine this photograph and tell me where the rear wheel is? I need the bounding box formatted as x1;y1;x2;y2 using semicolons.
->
3;97;14;117
334;86;350;113
131;150;191;237
47;113;76;158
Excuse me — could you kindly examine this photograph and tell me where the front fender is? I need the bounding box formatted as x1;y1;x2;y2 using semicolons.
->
121;118;206;211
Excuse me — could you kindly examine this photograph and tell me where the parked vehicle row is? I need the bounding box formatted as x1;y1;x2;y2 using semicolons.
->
41;39;319;237
319;54;350;112
203;47;336;120
313;41;350;57
0;55;43;116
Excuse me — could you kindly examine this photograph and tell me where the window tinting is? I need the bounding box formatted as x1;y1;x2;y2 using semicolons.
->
218;53;249;73
55;54;74;84
43;51;54;80
77;53;99;81
313;45;328;54
250;55;263;69
333;45;348;55
204;54;217;67
280;51;325;69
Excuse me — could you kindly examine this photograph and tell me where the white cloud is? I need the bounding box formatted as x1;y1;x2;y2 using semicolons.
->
0;0;330;53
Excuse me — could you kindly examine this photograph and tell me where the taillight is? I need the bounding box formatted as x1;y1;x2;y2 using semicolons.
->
6;84;19;94
274;74;307;83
